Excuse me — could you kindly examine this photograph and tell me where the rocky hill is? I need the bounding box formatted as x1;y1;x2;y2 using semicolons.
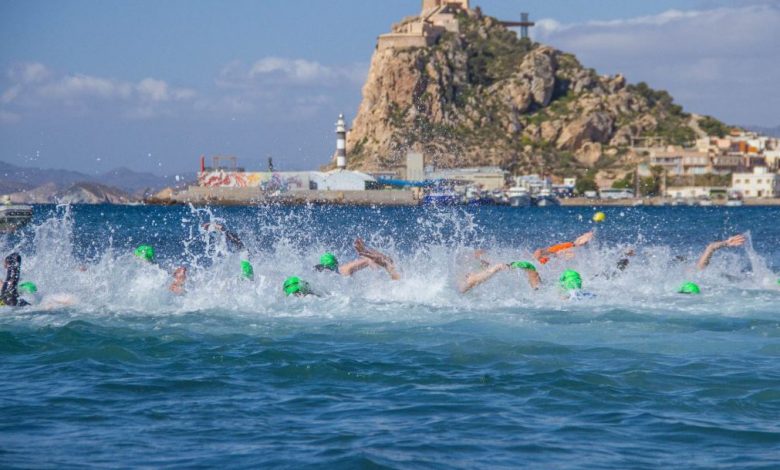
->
347;10;719;177
8;182;133;204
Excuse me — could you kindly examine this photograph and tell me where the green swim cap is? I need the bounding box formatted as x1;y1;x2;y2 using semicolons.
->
510;261;536;271
283;276;312;296
18;281;37;294
678;282;701;294
134;245;155;262
241;260;254;280
319;253;339;271
559;269;583;291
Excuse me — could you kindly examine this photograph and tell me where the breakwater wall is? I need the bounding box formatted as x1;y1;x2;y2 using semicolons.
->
153;187;418;206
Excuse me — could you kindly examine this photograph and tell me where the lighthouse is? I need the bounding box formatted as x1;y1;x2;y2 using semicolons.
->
335;113;347;170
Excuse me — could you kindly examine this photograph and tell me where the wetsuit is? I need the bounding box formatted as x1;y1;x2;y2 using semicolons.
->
224;230;245;252
1;253;29;307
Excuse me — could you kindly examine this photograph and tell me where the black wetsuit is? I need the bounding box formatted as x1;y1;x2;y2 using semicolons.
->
224;230;245;252
1;253;28;307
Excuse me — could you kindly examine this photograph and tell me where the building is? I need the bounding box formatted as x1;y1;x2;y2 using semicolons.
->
649;147;709;176
732;167;780;198
426;166;507;190
377;1;469;50
710;154;742;175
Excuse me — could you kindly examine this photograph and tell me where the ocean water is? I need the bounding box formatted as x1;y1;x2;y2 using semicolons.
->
1;204;779;469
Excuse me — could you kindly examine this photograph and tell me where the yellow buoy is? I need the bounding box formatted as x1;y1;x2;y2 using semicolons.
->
593;212;606;223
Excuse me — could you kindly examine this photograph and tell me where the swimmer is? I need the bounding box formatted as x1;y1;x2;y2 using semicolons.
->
1;253;29;307
202;222;245;252
678;282;701;295
696;234;746;270
559;269;596;300
169;266;187;295
134;244;155;263
596;248;636;279
534;231;594;265
240;260;254;281
315;238;400;280
283;276;315;297
460;260;541;294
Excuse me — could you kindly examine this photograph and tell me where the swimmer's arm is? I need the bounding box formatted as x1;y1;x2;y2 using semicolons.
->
338;258;372;277
459;263;508;293
525;270;541;290
574;231;594;247
354;238;401;280
696;234;746;270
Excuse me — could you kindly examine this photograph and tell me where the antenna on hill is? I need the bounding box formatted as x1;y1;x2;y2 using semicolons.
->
501;12;535;39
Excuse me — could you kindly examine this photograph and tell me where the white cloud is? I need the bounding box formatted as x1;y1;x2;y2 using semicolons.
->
533;4;780;124
39;74;133;100
0;64;196;122
217;57;367;89
137;78;170;102
7;62;51;84
0;56;360;125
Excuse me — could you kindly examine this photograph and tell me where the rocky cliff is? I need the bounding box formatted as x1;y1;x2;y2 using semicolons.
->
347;11;709;176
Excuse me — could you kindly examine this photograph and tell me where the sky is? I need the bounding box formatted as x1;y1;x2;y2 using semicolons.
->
0;0;778;176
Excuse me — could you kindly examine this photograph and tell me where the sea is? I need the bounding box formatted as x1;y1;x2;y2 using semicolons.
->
1;204;778;469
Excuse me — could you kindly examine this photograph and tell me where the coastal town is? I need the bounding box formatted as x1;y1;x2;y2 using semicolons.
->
150;114;780;207
149;0;780;207
5;0;780;207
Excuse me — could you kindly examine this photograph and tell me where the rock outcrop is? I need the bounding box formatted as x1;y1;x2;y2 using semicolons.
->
346;11;702;176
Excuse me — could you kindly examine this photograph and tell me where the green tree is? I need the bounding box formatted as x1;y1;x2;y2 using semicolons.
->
611;178;632;189
576;170;599;194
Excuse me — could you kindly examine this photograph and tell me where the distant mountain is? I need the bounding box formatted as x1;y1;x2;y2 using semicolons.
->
57;182;132;204
0;161;175;194
8;181;132;204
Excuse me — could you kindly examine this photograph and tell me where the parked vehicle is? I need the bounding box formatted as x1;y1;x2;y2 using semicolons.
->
599;188;635;200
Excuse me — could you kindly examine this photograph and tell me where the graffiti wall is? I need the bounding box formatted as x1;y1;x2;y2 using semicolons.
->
197;171;309;192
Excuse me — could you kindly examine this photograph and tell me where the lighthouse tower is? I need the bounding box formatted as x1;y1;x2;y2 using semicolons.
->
335;113;347;170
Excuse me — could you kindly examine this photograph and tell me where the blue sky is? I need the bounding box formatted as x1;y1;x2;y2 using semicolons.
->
1;0;778;176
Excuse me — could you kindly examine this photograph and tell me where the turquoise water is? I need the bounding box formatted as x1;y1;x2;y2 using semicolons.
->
1;205;779;468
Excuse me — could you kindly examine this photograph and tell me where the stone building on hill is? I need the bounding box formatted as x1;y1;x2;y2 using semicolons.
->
378;0;471;50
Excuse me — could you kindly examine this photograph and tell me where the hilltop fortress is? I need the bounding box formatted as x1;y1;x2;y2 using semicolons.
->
378;0;470;50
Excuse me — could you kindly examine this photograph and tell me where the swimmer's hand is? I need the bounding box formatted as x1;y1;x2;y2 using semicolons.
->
724;234;746;248
574;231;594;247
697;233;747;270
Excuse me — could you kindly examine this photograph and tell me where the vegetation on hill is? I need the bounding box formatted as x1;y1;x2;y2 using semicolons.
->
346;10;722;181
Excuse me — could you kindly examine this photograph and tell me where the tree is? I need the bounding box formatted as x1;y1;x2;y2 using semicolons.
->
576;169;599;195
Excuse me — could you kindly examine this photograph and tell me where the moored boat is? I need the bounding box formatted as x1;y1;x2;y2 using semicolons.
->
0;203;33;232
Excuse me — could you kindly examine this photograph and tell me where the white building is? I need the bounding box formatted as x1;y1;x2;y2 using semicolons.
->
426;167;507;190
732;167;780;198
309;170;376;191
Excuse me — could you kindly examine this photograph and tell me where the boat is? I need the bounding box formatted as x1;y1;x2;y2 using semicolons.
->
0;203;33;232
422;188;461;205
725;197;743;207
464;186;494;205
533;188;560;207
506;186;531;207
